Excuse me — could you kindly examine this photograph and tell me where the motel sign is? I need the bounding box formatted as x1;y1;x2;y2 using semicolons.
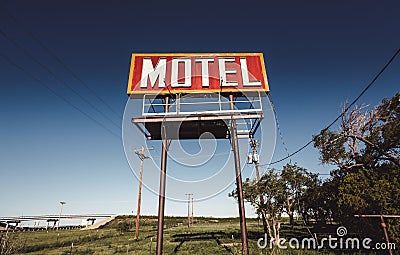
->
128;53;269;255
127;53;269;95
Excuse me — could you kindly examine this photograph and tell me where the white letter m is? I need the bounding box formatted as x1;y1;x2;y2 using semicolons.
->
140;58;166;88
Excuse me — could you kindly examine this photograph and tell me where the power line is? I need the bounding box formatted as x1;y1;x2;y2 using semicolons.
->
0;52;121;139
263;47;400;166
0;27;122;130
0;4;122;121
268;93;290;158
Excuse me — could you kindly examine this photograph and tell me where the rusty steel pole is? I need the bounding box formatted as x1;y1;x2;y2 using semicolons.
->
156;96;169;255
380;216;393;255
229;94;249;255
355;214;398;255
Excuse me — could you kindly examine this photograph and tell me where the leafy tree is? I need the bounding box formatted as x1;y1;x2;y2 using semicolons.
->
230;169;285;246
230;164;318;245
313;93;400;243
280;164;318;228
301;176;339;224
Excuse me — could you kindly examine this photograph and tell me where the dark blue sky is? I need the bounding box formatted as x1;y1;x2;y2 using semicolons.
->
0;0;399;219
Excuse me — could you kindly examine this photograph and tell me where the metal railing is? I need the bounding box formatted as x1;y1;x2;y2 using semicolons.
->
142;92;263;116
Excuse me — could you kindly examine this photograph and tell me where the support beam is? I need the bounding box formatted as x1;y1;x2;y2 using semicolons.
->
229;94;249;255
156;96;169;255
132;112;263;123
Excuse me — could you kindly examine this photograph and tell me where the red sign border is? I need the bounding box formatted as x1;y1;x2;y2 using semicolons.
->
127;53;269;95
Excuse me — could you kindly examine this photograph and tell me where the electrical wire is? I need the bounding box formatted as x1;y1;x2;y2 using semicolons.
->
262;47;400;166
268;93;290;158
0;28;122;130
0;4;122;121
0;52;121;139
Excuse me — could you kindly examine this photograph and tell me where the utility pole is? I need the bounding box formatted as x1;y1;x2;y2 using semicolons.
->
191;196;194;225
134;146;153;240
185;193;193;228
57;201;66;230
249;139;268;234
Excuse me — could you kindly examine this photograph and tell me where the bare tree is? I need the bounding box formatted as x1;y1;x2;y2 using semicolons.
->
315;94;400;171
